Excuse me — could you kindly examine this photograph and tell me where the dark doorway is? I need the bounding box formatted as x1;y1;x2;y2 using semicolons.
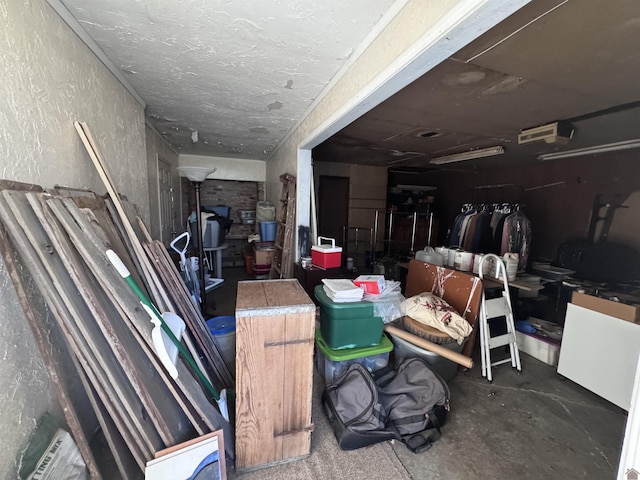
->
318;176;349;246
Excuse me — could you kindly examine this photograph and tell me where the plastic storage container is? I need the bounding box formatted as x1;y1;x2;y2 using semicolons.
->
237;209;256;224
253;264;271;278
206;316;236;376
190;218;225;248
204;205;231;218
389;333;463;383
315;330;393;384
259;221;277;242
314;285;383;349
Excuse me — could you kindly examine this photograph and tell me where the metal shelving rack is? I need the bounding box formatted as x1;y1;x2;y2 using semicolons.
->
342;226;374;270
374;209;436;259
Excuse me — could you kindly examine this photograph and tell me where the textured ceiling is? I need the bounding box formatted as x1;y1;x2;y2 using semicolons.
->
58;0;640;170
61;0;396;158
314;0;640;171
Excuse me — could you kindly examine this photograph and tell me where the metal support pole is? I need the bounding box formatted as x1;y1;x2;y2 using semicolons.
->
372;210;379;267
387;210;394;257
193;181;207;315
410;212;417;254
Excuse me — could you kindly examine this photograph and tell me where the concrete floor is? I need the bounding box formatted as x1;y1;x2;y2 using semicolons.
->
209;267;629;479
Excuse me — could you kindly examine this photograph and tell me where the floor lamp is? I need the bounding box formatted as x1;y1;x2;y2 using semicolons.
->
177;166;216;315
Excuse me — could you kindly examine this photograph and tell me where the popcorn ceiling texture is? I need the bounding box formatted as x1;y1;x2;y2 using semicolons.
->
0;0;148;476
61;0;396;159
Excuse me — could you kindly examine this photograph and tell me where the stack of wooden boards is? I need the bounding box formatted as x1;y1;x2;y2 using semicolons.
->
0;125;234;479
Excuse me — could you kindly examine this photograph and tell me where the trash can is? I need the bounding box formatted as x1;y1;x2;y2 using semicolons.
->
259;221;277;242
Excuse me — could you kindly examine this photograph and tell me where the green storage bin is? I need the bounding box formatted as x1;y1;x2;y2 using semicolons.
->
315;330;393;383
314;284;375;319
314;284;383;349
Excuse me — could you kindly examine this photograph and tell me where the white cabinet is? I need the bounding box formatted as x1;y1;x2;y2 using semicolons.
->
558;303;640;410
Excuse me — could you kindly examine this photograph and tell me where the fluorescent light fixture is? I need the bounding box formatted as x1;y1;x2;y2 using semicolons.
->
396;185;437;192
537;139;640;161
429;146;504;165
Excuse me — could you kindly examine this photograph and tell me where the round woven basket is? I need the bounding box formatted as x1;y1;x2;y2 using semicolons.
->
402;315;456;345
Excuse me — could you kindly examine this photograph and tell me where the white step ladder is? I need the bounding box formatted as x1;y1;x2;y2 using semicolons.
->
478;254;522;382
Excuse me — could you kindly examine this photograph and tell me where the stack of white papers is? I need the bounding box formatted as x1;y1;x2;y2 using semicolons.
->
321;279;364;303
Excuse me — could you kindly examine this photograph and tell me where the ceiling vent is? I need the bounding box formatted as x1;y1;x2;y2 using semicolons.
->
518;122;574;145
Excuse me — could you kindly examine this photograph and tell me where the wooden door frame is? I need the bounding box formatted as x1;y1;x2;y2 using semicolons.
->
156;154;175;244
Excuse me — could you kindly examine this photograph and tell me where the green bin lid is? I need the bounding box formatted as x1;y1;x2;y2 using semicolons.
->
315;329;393;361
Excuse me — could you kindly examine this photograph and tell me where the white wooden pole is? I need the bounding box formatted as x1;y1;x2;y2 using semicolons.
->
618;353;640;479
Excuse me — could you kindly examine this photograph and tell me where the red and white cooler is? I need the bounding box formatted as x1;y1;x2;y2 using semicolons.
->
311;236;342;269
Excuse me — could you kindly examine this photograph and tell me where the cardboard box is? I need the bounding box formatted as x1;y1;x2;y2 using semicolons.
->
253;242;275;266
353;275;386;294
571;291;640;323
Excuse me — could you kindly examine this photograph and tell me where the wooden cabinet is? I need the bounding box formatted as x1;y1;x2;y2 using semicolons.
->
234;279;316;471
294;263;344;304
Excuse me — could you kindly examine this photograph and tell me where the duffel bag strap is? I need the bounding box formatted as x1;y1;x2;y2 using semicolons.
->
401;427;441;454
390;408;443;454
371;364;395;387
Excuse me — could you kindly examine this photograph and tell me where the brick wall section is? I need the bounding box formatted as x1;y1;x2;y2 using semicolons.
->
181;178;265;266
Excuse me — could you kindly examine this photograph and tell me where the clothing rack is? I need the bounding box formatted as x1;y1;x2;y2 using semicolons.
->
448;204;532;271
459;202;524;215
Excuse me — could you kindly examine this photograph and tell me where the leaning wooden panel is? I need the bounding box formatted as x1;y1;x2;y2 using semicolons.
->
76;363;142;480
0;193;157;464
46;196;234;456
20;193;186;446
0;226;103;479
235;280;315;472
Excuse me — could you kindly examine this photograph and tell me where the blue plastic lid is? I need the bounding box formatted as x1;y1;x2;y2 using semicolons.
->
206;316;236;335
516;320;537;334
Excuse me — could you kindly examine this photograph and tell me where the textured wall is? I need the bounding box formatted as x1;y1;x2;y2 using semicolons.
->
0;0;147;477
